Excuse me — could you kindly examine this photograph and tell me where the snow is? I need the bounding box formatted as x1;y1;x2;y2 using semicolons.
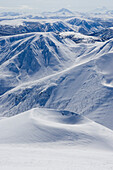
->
0;11;113;170
60;31;97;39
96;52;113;88
0;33;113;130
0;107;113;148
0;144;113;170
0;19;24;26
0;107;113;169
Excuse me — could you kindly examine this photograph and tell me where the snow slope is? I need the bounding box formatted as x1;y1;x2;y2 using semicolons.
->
0;107;113;170
0;144;113;170
0;32;78;94
0;107;113;150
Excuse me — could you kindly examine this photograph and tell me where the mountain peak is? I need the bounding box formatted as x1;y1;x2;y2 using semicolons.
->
56;8;73;14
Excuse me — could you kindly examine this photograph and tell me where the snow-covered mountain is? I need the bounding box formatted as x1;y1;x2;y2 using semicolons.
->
90;7;113;17
0;30;113;131
0;32;78;95
0;9;113;40
42;8;74;18
0;12;21;17
0;10;113;170
90;7;108;14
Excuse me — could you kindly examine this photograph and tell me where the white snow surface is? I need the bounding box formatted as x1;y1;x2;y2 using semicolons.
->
0;19;24;26
0;144;113;170
0;107;113;148
0;107;113;169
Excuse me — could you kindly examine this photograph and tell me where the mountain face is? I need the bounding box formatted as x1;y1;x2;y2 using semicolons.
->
0;21;74;36
90;28;113;41
0;32;79;95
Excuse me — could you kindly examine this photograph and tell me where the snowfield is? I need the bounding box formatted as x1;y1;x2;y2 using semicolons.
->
0;107;113;170
0;144;113;170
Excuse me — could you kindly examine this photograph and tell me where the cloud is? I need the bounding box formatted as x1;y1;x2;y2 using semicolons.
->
0;6;9;9
18;5;33;10
0;5;34;13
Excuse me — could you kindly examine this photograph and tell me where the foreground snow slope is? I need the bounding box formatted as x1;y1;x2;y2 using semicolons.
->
0;107;113;170
0;107;113;150
0;144;113;170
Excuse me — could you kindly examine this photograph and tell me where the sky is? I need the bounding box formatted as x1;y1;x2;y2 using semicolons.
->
0;0;113;13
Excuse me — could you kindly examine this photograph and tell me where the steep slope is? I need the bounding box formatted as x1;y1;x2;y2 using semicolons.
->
67;17;113;39
67;17;103;35
0;32;78;95
0;20;74;36
90;28;113;41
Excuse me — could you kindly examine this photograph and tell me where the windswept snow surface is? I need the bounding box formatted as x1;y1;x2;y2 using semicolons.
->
0;145;113;170
0;107;113;148
0;107;113;170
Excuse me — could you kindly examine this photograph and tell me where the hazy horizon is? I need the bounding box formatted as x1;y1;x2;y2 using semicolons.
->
0;0;113;13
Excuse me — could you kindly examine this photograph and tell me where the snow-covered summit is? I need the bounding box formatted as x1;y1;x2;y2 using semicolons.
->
55;8;74;15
